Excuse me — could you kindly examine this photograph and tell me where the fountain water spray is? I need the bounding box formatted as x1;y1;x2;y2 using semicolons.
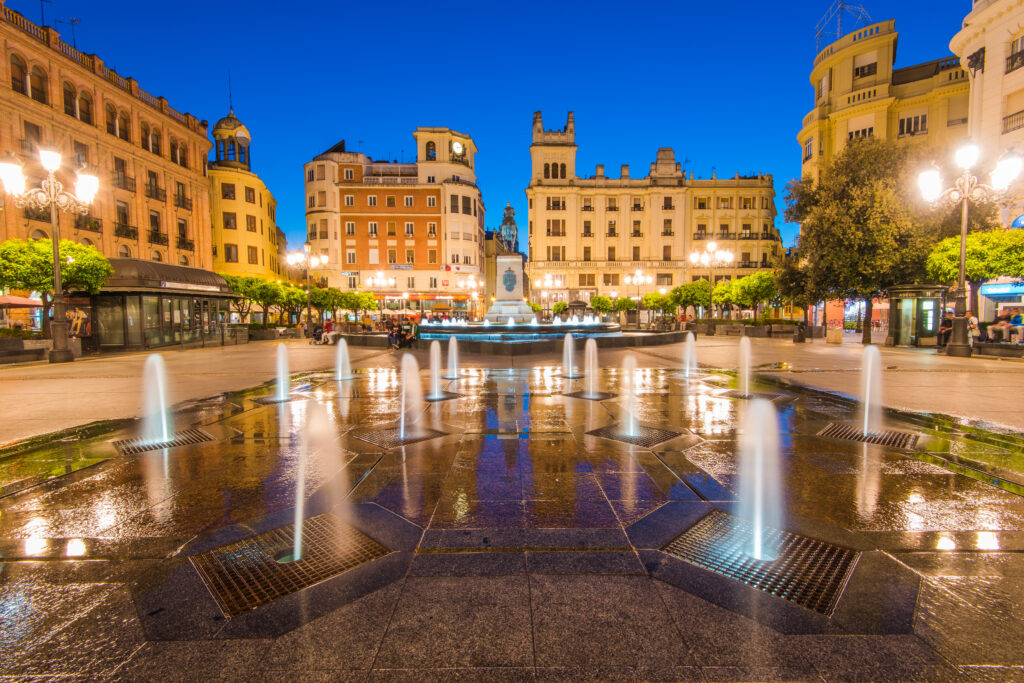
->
507;316;515;327
335;338;353;381
275;343;290;402
562;333;582;378
427;341;445;400
620;354;639;437
682;332;697;380
281;403;338;563
399;353;425;439
737;398;783;561
861;345;883;436
738;336;752;398
141;354;170;445
583;338;600;398
444;336;459;379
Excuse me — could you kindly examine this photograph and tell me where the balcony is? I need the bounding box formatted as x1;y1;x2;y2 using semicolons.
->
582;231;593;238
739;232;758;240
738;260;759;269
631;205;643;211
661;230;674;236
112;172;136;192
176;235;194;251
606;205;618;212
581;206;594;211
606;230;618;237
717;232;738;240
1003;109;1024;134
148;230;168;245
662;204;675;211
115;223;138;239
174;194;193;210
1008;50;1024;74
75;216;102;232
548;204;566;211
631;231;643;238
693;233;707;240
23;205;49;222
545;231;566;237
145;184;166;201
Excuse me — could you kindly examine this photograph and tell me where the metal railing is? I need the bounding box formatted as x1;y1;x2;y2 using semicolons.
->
75;216;102;232
145;184;166;201
606;205;618;211
581;206;594;211
694;233;708;240
1003;109;1024;134
115;223;138;239
363;176;418;185
661;230;674;236
176;235;194;250
148;230;169;245
1008;50;1024;74
113;173;136;192
174;194;193;210
24;206;49;222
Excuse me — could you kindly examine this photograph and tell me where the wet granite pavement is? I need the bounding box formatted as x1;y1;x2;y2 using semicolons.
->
1;352;1024;681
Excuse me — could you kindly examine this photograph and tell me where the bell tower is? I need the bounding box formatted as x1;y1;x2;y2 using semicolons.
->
529;111;577;184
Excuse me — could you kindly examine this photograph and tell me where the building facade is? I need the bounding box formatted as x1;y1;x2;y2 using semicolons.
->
303;130;485;317
525;112;781;306
208;109;282;280
798;20;970;183
950;0;1024;225
0;6;212;267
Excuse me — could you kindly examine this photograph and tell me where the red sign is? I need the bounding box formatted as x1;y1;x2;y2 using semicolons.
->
442;280;449;287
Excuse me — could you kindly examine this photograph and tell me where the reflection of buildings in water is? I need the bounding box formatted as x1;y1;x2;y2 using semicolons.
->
855;442;881;520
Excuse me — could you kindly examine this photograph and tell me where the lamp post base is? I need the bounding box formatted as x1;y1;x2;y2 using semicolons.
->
945;342;973;358
48;348;75;363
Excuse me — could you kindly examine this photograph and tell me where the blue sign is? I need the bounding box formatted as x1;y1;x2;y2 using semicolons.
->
1012;214;1024;228
979;282;1024;296
503;267;516;293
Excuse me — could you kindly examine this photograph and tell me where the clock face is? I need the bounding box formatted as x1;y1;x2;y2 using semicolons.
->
452;141;464;155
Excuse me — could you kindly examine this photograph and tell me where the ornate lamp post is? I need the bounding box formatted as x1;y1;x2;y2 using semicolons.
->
286;241;323;336
0;148;98;363
919;141;1021;357
623;269;652;328
365;271;396;321
689;241;733;318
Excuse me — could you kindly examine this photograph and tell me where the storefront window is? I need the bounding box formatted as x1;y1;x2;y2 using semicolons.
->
95;296;124;346
142;296;160;346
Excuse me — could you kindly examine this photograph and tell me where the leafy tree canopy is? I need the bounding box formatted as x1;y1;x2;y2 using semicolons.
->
669;281;710;311
552;301;568;314
927;229;1024;284
613;297;636;312
589;295;613;313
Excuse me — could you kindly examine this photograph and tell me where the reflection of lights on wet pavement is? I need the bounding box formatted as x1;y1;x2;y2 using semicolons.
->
24;537;47;556
453;491;469;523
976;531;1000;550
936;535;956;551
65;538;86;557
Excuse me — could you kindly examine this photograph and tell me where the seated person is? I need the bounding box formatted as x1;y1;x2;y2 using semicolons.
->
937;314;954;347
1009;309;1024;343
385;318;399;349
988;309;1013;341
397;319;415;348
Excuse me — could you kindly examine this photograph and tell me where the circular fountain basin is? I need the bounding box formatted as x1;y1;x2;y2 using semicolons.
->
421;322;622;342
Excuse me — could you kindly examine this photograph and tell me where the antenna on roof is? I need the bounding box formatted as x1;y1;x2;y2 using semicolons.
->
815;1;872;52
55;16;80;48
38;0;51;27
227;69;234;114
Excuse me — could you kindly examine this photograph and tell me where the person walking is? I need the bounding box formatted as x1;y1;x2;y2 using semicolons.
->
966;310;981;347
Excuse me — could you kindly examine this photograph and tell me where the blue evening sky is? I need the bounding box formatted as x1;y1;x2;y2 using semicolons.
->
14;0;970;250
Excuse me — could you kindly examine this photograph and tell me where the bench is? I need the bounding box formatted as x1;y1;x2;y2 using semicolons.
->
0;337;46;364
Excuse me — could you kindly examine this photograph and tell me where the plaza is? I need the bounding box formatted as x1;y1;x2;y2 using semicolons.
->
1;335;1023;681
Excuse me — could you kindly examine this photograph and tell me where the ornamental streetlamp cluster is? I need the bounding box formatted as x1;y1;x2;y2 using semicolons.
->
286;241;323;336
0;148;98;363
918;141;1022;357
624;269;652;328
690;242;734;318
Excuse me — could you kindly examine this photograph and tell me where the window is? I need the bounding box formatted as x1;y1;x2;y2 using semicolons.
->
368;195;377;206
657;273;672;286
319;219;328;238
603;273;620;286
245;187;256;203
406;248;415;264
118;112;130;142
450;195;459;212
116;201;130;226
544;163;550;179
583;220;592;236
347;250;356;265
546;245;566;261
898;114;927;136
345;221;355;235
428;249;438;264
462;196;472;214
387;221;396;236
118;244;131;257
246;215;257;232
579;274;596;287
10;55;26;95
177;218;187;237
152;251;163;262
663;196;673;210
225;244;238;262
560;163;566;178
583;246;591;261
387;248;397;264
429;277;438;288
741;197;754;210
546;219;566;236
632;246;641;260
23;121;40;147
663;219;673;235
343;168;354;180
662;245;671;260
695;197;708;210
307;169;314;181
222;183;235;199
317;191;326;206
344;194;354;206
63;82;76;117
718;197;732;209
546;196;566;210
696;223;707;235
404;196;414;207
369;222;378;237
73;141;89;167
316;165;325;181
608;220;617;236
719;223;729;234
608;246;616;261
223;212;237;229
386;195;396;207
427;175;435;183
848;126;874;140
368;248;379;264
248;246;258;264
803;138;813;161
425;141;436;160
347;276;357;289
428;222;437;237
407;276;415;289
741;223;752;235
405;222;414;237
29;66;47;104
427;196;436;207
853;62;877;79
307;195;315;208
632;220;642;237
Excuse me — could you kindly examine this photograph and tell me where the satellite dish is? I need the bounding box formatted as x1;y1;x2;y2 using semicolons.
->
235;130;251;146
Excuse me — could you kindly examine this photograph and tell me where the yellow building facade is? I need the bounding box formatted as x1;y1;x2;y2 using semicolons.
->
525;112;781;306
798;20;970;183
0;6;212;266
208;110;282;280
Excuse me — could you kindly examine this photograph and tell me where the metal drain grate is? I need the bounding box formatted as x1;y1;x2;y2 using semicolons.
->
818;422;918;449
586;424;682;448
112;428;214;455
190;513;390;618
351;426;447;449
662;509;858;616
564;390;617;401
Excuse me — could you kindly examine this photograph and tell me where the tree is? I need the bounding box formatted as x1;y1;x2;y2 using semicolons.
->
669;281;710;318
642;292;676;328
278;285;307;325
785;137;956;344
735;271;780;319
712;280;737;314
250;280;283;325
589;295;613;315
220;274;259;321
552;301;568;315
0;239;112;338
927;229;1024;314
352;291;377;317
528;302;542;314
773;249;814;322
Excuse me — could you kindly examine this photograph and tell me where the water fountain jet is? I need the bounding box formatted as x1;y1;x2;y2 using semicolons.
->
275;343;290;402
620;354;639;437
861;345;883;436
682;332;697;380
738;336;752;398
141;354;170;445
583;338;600;398
737;398;783;561
399;354;425;439
427;341;445;400
444;336;459;380
335;338;354;381
562;333;582;378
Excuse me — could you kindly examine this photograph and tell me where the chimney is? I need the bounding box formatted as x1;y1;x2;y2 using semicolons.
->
596;164;605;177
621;164;630;179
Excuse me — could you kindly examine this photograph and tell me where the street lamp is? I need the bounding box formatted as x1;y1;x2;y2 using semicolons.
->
0;148;98;362
690;241;734;318
364;271;396;321
919;141;1022;357
623;269;653;328
286;241;323;336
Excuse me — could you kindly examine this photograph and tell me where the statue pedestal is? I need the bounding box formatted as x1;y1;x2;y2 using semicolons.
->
484;255;535;323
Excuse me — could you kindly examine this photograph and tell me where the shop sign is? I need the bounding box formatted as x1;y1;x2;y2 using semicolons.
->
980;282;1024;296
161;281;222;293
390;264;412;270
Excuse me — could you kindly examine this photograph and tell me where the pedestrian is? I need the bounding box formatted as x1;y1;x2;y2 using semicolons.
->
937;313;953;347
966;310;980;346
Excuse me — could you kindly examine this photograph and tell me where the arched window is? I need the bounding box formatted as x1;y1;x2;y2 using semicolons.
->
10;55;26;95
80;237;92;246
426;141;436;161
544;163;550;179
140;123;150;151
178;254;189;266
30;229;48;239
227;140;236;161
106;104;117;135
118;112;130;142
151;250;162;262
62;82;76;116
118;244;131;257
560;163;566;179
177;143;187;168
78;93;92;125
150;129;161;156
29;66;47;103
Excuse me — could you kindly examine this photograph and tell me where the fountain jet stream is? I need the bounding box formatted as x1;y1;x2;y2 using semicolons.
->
399;353;425;439
141;354;170;445
861;345;883;436
428;341;444;400
562;333;582;378
620;354;638;437
275;343;289;402
335;338;353;381
444;336;459;379
737;398;783;561
289;403;338;563
682;332;697;379
583;338;600;398
738;336;752;398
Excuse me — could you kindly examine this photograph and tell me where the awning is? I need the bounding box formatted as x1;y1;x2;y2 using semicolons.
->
93;258;234;296
0;295;42;308
431;303;453;311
